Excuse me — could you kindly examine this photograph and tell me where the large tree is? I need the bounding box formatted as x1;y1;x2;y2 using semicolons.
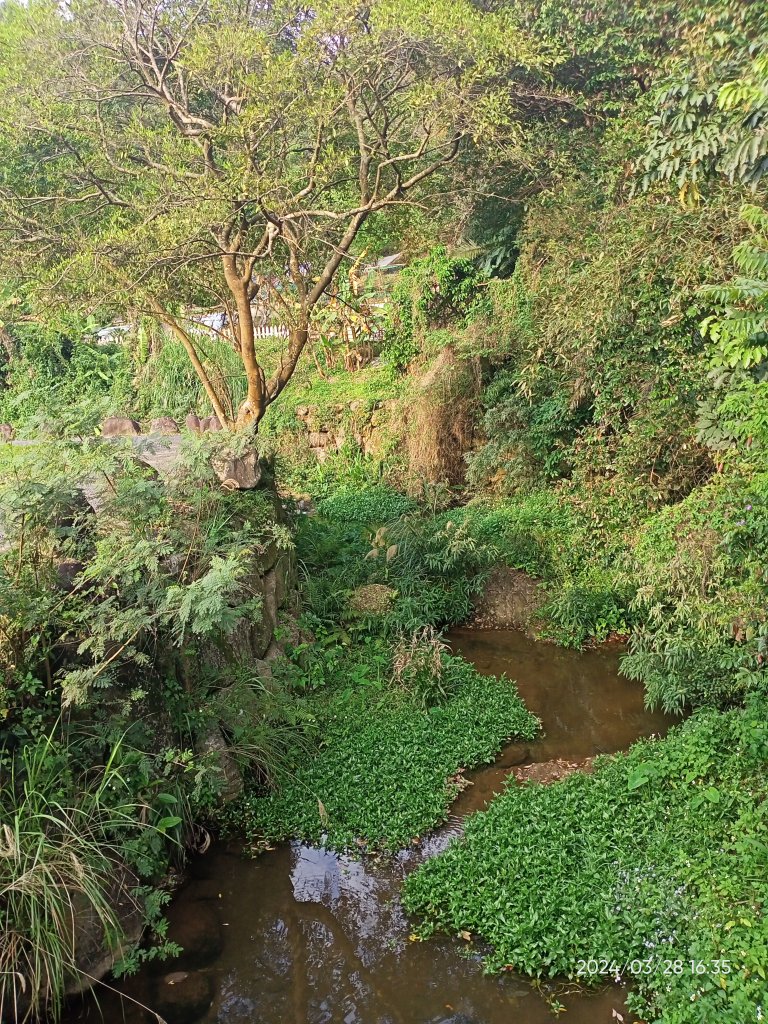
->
0;0;550;429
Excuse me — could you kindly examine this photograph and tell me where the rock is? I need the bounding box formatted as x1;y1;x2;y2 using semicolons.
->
200;415;222;432
149;416;179;434
256;539;280;573
296;405;310;419
253;657;273;680
196;726;243;803
164;899;223;969
264;640;281;661
63;865;144;998
0;423;14;442
212;449;262;489
308;430;330;448
101;416;141;437
56;558;84;593
153;970;214;1024
471;567;548;633
348;399;364;412
185;412;202;433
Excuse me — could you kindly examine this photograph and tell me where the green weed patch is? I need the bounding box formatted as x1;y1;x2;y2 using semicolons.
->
233;663;539;851
403;700;768;1024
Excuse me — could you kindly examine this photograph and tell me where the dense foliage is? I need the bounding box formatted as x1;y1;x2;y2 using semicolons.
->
0;435;298;1013
1;0;768;1020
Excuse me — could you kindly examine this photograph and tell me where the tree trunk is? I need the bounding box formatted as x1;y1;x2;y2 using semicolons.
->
0;326;15;362
223;254;266;431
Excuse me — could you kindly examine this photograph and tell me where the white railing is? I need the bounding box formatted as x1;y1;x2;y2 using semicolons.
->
253;325;290;339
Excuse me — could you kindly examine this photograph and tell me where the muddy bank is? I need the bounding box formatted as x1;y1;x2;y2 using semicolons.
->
469;567;549;632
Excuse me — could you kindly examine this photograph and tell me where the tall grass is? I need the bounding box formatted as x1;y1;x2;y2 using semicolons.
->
0;736;143;1022
134;337;247;422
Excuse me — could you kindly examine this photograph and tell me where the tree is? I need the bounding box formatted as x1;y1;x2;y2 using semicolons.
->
638;2;768;201
0;0;549;429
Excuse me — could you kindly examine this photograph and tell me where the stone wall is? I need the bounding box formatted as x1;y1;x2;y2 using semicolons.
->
294;399;397;462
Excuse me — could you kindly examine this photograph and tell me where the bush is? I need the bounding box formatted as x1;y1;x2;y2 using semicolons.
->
542;566;633;647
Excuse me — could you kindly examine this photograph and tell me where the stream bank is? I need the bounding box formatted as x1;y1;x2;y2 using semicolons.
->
63;630;671;1024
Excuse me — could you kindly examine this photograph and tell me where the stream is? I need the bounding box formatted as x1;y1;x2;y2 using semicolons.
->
65;629;672;1024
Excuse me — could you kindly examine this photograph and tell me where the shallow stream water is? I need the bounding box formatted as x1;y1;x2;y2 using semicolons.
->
65;629;672;1024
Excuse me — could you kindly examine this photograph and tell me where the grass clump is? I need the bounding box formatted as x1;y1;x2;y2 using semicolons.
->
232;657;539;851
0;737;149;1022
402;698;768;1024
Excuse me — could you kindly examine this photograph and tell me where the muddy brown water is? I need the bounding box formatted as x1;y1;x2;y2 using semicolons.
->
64;630;673;1024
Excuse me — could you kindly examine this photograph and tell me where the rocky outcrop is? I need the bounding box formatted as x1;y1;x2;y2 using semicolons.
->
470;567;548;634
295;399;395;463
67;868;144;995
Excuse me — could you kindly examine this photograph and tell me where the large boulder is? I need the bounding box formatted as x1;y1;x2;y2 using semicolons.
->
149;416;179;435
185;412;202;434
65;865;144;997
153;971;215;1024
101;416;141;437
212;449;262;490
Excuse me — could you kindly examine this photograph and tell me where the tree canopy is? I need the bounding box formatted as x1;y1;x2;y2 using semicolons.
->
0;0;554;428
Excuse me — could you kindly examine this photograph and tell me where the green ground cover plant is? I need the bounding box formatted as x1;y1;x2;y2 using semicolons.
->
403;698;768;1024
227;488;539;851
232;659;539;850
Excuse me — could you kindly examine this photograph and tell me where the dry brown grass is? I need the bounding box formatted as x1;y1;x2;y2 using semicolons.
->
401;347;482;490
